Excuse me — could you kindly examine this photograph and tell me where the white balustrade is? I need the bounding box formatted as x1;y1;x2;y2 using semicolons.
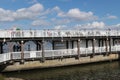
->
0;54;4;62
12;52;21;59
0;45;120;63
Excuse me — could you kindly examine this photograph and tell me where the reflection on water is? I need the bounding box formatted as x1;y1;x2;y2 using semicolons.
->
2;61;120;80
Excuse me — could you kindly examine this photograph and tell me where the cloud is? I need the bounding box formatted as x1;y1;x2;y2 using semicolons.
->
42;6;62;16
107;15;118;19
0;2;101;28
58;8;97;21
51;18;70;25
31;19;50;26
116;24;120;27
108;23;120;29
32;18;70;27
106;14;118;19
25;6;98;27
54;25;67;29
53;21;106;30
52;6;61;13
28;3;43;12
91;21;105;28
75;21;105;29
0;3;44;22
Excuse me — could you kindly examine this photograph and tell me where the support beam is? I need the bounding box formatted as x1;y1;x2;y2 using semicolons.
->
76;39;80;59
9;41;14;64
13;45;16;52
86;39;88;48
0;42;3;54
72;40;74;49
113;39;115;46
41;40;45;62
102;39;104;47
66;40;69;49
37;41;41;51
98;39;101;47
52;41;54;50
36;42;38;51
10;42;13;60
109;38;112;54
38;41;45;62
105;38;108;56
20;40;24;64
91;38;95;58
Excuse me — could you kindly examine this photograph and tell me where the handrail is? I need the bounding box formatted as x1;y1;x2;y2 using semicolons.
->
0;45;120;63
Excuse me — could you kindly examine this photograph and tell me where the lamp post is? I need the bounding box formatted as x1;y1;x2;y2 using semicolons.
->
21;40;24;64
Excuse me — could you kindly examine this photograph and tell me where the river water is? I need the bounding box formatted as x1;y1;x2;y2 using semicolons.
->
2;61;120;80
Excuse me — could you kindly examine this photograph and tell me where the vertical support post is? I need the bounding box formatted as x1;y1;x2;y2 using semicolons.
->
72;40;74;49
102;39;104;47
91;38;95;58
13;45;15;52
36;41;38;51
105;38;108;56
77;39;80;59
109;38;112;55
41;40;45;62
98;39;101;47
0;42;3;54
52;41;54;50
66;40;69;49
9;41;14;64
86;39;88;48
37;41;41;51
36;41;40;51
21;40;24;64
113;39;115;46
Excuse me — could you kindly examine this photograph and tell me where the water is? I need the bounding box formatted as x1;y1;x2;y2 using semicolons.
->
2;61;120;80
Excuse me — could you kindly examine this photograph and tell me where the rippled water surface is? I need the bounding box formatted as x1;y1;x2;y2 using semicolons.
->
2;61;120;80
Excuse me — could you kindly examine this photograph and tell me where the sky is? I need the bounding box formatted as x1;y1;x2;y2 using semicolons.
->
0;0;120;30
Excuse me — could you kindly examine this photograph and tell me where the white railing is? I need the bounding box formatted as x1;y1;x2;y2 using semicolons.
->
0;45;120;63
0;53;11;62
0;29;120;38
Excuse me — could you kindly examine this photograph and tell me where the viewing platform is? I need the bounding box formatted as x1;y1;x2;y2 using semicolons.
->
0;29;120;72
